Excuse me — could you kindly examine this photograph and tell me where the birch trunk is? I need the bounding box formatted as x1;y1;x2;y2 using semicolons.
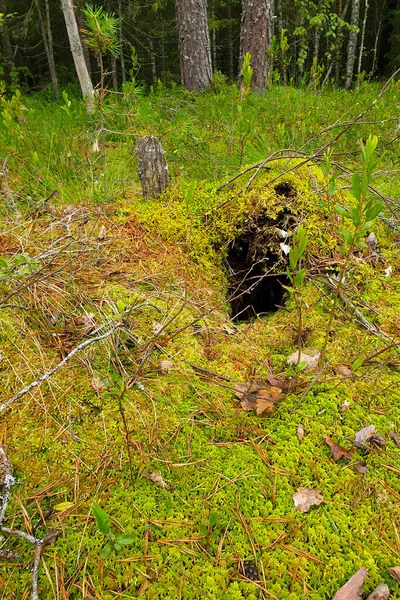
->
61;0;94;110
357;0;369;75
176;0;212;92
345;0;360;89
240;0;272;89
76;8;92;78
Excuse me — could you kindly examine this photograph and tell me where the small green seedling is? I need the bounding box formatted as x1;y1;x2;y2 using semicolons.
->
92;506;135;559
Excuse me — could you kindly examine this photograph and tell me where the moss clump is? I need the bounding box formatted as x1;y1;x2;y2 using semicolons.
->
2;161;400;599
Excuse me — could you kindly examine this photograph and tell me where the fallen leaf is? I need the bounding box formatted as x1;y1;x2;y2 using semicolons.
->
390;431;400;448
98;225;107;240
91;377;108;393
366;583;390;600
332;567;367;600
54;501;75;512
335;364;355;380
297;425;304;442
74;312;97;334
287;348;321;370
354;461;368;474
389;566;400;585
222;324;237;335
293;487;323;513
339;400;351;413
384;266;393;277
143;472;176;490
366;232;378;252
50;310;62;325
42;528;60;547
353;425;385;452
160;360;173;374
266;373;286;388
234;382;282;415
324;435;353;462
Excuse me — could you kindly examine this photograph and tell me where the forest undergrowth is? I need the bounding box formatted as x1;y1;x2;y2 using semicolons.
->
1;80;400;599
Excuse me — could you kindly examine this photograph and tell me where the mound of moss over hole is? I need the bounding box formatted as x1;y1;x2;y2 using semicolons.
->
2;160;400;599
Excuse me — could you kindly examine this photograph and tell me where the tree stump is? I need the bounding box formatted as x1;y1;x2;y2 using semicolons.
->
136;136;170;199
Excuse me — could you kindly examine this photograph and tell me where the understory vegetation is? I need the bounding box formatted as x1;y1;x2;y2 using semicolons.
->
1;80;400;599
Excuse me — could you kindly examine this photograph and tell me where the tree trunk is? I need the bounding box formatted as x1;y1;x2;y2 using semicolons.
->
0;0;14;68
136;136;170;200
118;0;126;84
76;8;92;79
345;0;360;89
357;0;369;75
111;55;118;90
210;0;217;70
226;0;234;80
149;38;157;84
35;0;59;99
176;0;212;92
240;0;272;89
61;0;94;110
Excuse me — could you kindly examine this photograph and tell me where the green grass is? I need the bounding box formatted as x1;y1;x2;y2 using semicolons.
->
1;82;400;598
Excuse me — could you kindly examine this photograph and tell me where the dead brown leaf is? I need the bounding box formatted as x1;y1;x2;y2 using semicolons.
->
354;461;368;475
332;567;367;599
366;583;390;600
389;566;400;585
335;364;355;380
390;431;400;449
293;487;323;512
91;377;108;394
234;382;282;415
159;360;174;374
324;434;353;462
143;472;176;490
74;312;97;335
353;425;385;452
297;425;305;443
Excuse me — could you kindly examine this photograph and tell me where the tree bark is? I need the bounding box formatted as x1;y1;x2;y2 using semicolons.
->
240;0;272;89
61;0;94;110
345;0;360;89
357;0;369;75
176;0;212;92
35;0;59;99
76;8;92;79
226;0;234;80
136;136;170;200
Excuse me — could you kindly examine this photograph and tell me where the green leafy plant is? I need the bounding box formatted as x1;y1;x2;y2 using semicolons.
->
0;253;40;280
92;505;135;559
285;224;309;364
320;134;384;365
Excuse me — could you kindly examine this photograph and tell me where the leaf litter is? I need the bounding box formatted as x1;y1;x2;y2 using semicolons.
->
293;488;323;512
324;434;353;462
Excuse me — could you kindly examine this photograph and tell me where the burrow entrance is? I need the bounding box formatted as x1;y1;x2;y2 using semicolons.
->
226;195;297;322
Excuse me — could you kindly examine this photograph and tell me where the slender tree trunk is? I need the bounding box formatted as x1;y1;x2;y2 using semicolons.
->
210;0;217;70
226;0;234;80
35;0;59;99
0;0;14;68
76;8;91;78
118;0;126;84
61;0;94;110
240;0;272;89
345;0;360;89
111;55;118;90
357;0;369;75
149;38;157;83
176;0;213;92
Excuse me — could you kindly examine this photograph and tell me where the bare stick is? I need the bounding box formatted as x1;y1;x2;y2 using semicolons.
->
0;323;124;415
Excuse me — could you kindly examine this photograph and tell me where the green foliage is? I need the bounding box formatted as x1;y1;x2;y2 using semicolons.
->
81;5;120;58
92;506;135;559
0;253;40;281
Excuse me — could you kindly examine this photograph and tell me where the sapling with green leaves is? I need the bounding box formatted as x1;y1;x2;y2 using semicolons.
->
92;505;135;559
285;224;308;365
82;5;120;196
320;134;385;366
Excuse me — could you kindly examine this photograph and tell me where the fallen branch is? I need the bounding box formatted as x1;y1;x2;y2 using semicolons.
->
0;322;124;415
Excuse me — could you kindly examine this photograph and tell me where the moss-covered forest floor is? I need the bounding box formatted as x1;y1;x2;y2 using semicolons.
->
1;81;400;599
